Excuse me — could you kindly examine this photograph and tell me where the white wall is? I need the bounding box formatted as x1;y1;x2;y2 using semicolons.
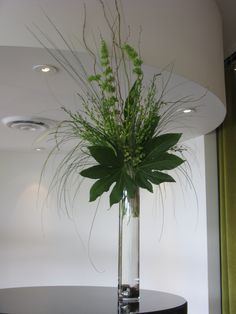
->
0;135;220;314
204;132;221;314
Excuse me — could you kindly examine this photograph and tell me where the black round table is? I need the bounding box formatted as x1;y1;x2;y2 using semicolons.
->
0;286;187;314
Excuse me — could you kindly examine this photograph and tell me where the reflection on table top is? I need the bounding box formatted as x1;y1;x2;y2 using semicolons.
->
0;286;187;314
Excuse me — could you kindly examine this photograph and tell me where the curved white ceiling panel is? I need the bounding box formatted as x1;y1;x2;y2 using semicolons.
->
0;0;226;150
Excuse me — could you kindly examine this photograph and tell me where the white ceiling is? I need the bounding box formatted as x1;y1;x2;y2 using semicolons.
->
0;0;228;152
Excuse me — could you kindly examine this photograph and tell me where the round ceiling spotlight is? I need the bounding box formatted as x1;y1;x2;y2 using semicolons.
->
1;116;56;132
176;107;196;114
32;64;58;74
183;108;194;114
35;147;45;152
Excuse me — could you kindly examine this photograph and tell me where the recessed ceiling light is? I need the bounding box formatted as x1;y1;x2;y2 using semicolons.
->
32;64;58;74
41;67;50;73
35;147;45;152
183;108;195;114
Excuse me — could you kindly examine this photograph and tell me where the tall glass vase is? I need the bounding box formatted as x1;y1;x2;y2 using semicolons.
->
118;188;140;302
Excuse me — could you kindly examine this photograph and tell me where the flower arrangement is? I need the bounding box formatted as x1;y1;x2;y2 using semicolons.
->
64;41;184;207
35;1;186;211
31;0;195;303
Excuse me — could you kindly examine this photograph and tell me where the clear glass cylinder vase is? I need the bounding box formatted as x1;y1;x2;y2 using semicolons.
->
118;188;140;302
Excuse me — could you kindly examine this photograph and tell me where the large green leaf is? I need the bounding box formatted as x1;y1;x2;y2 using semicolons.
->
89;172;119;202
144;133;182;157
140;153;184;171
109;171;137;206
88;146;122;166
134;168;176;191
109;172;125;206
84;136;184;204
80;165;116;179
135;172;153;192
143;170;175;185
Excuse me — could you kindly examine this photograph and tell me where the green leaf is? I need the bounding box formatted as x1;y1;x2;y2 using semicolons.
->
89;172;118;202
100;40;109;59
109;172;125;207
134;169;175;191
147;116;160;139
140;153;184;171
88;146;122;166
124;79;141;119
80;165;116;179
145;133;182;157
135;172;153;192
143;170;175;185
133;67;142;76
88;74;101;82
123;44;138;59
109;172;137;207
